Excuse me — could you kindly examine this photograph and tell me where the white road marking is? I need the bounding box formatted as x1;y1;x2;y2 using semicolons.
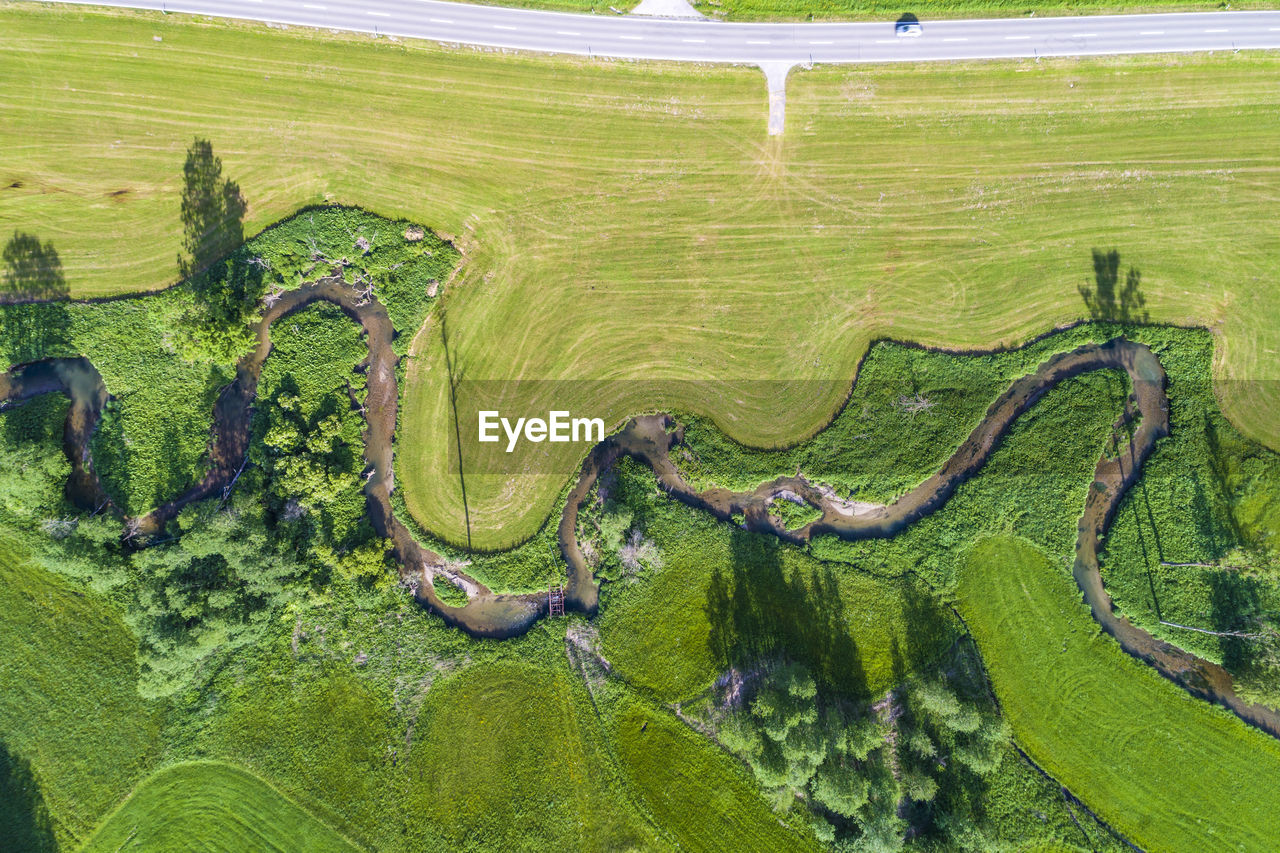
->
494;24;517;29
942;37;968;42
368;10;390;15
1204;28;1229;32
1072;33;1099;37
1005;35;1030;40
429;17;454;23
301;3;324;8
1140;30;1165;35
620;35;643;40
746;40;770;44
809;40;833;44
682;38;705;43
556;30;580;35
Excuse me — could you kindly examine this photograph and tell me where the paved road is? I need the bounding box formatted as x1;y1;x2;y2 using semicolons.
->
50;1;1280;64
46;1;1280;131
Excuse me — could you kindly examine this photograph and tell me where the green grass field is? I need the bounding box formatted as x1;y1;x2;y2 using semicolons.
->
405;661;661;852
81;761;359;853
595;458;958;701
2;6;1280;548
0;536;162;850
608;692;823;851
5;7;1280;849
957;536;1280;851
3;318;1277;847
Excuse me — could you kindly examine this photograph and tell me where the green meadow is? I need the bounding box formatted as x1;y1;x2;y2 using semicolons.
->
3;311;1278;848
958;537;1280;851
81;762;360;853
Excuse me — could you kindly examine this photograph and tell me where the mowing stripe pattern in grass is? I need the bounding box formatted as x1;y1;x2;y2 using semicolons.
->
957;536;1280;852
0;7;1277;549
81;761;360;852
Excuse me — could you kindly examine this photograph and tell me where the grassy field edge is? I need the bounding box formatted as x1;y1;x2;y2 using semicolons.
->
79;760;363;853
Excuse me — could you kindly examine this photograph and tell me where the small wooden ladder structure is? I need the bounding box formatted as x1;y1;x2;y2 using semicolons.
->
548;584;565;617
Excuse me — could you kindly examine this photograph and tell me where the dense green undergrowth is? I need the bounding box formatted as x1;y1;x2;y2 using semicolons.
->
1098;332;1280;705
589;455;1124;849
0;206;456;517
593;456;959;702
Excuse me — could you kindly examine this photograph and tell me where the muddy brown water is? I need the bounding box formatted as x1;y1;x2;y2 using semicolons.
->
0;356;112;511
3;289;1278;734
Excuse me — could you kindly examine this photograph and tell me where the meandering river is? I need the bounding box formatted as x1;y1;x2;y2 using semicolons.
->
3;279;1277;739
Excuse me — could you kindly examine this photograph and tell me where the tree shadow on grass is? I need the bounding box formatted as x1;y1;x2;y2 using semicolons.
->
0;741;56;853
179;138;247;280
1208;570;1266;671
0;232;73;364
1079;249;1148;324
706;530;868;700
174;139;265;360
2;232;67;301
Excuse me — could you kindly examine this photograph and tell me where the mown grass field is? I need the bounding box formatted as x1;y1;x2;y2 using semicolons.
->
81;761;359;853
2;6;1279;548
957;536;1280;852
3;312;1277;847
608;692;823;852
406;661;661;852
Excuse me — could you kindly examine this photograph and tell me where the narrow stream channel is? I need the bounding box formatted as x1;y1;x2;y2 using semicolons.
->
3;281;1278;739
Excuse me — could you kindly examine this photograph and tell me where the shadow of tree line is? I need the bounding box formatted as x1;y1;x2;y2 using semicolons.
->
2;232;67;302
2;137;250;521
2;137;249;362
0;741;56;853
705;530;870;700
175;138;264;359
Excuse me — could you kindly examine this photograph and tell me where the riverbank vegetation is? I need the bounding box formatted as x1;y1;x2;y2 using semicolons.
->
3;195;1280;849
1097;333;1280;706
590;457;959;702
0;313;1206;850
0;203;455;519
3;5;1280;547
